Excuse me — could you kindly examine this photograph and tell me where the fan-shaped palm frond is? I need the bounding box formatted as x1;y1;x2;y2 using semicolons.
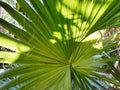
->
0;0;120;90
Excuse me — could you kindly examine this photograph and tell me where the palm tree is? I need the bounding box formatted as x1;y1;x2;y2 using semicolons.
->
0;0;120;90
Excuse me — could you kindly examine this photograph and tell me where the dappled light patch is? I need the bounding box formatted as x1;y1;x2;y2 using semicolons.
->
0;0;120;89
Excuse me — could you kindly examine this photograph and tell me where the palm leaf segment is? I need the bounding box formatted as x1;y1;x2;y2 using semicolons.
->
0;0;120;90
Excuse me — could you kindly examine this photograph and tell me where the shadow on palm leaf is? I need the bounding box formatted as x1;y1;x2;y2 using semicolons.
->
0;37;119;89
0;0;120;89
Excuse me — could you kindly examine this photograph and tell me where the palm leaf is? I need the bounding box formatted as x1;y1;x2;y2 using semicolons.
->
0;0;120;89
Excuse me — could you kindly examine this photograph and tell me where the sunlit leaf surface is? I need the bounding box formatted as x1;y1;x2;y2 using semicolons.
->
0;0;120;89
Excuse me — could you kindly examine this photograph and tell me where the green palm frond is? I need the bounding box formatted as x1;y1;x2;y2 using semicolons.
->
0;0;120;90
